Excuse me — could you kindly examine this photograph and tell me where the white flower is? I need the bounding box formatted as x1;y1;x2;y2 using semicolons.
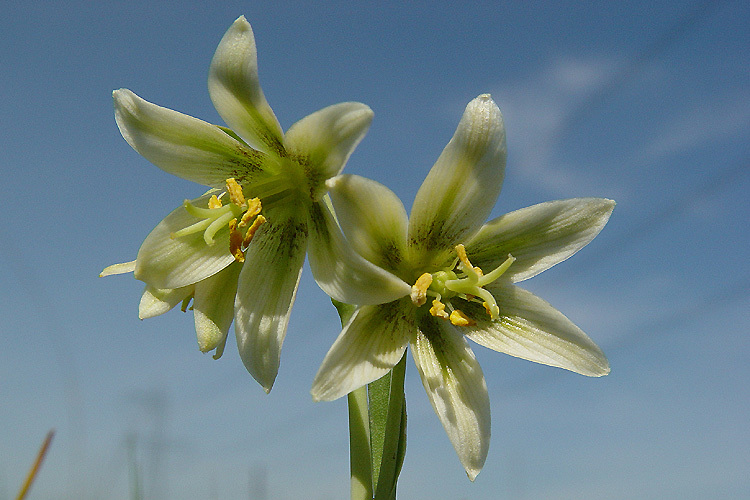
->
101;16;407;392
310;94;615;479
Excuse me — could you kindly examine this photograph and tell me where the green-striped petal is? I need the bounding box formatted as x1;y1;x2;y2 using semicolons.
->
134;194;235;289
208;16;284;155
193;262;242;358
311;301;412;402
411;315;490;481
326;174;409;273
284;103;373;199
466;198;615;282
234;205;308;392
408;94;506;267
465;283;609;376
114;89;269;188
307;198;411;306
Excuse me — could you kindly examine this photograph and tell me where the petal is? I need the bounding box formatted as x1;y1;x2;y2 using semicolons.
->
326;174;409;273
193;262;242;357
408;94;506;266
466;198;616;282
311;301;412;402
114;88;270;188
411;315;490;481
135;194;235;289
234;205;308;392
138;285;193;319
307;198;412;305
464;284;609;376
284;103;374;199
99;260;136;277
208;16;284;155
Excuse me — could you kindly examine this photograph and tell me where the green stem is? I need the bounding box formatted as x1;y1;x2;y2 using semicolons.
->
335;300;407;500
348;387;373;500
371;355;407;500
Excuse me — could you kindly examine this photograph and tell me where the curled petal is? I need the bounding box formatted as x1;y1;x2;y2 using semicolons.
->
326;174;409;273
465;284;609;376
311;301;412;402
411;316;490;481
138;285;194;320
284;103;374;199
135;194;235;289
408;94;506;266
307;198;412;306
193;262;242;357
466;198;615;282
208;16;284;154
234;206;308;392
114;89;268;188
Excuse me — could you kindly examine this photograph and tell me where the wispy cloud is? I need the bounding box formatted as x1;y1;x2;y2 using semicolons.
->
489;57;621;196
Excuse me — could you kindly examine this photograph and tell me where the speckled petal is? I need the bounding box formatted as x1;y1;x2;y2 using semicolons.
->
307;198;411;306
408;94;506;266
114;89;268;188
466;198;615;282
208;16;284;154
284;103;373;199
465;283;609;376
411;315;490;481
326;174;409;273
234;205;308;392
311;301;412;402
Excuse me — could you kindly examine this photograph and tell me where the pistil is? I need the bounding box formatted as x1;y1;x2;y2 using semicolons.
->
411;244;515;324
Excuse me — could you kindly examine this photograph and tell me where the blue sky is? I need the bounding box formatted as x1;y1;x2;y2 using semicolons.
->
1;1;748;499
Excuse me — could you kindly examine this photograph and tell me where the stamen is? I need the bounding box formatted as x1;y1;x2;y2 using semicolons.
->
242;214;266;247
429;299;449;319
455;244;483;278
238;198;262;227
229;219;245;263
226;178;246;207
208;195;222;209
449;310;475;326
411;273;433;306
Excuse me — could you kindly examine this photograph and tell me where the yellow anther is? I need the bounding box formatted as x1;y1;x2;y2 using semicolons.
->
455;244;482;276
228;219;245;263
410;273;433;306
208;195;223;209
242;214;266;247
449;309;475;327
429;299;449;319
239;198;262;227
225;178;246;207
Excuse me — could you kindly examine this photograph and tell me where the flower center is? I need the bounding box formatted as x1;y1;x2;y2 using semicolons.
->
410;244;515;326
170;178;266;263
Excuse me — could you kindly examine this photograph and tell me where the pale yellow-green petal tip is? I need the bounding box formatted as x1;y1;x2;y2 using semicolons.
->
466;467;481;482
99;260;136;277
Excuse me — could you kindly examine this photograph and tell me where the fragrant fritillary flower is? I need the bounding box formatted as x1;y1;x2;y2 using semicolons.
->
101;16;407;392
310;94;614;479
